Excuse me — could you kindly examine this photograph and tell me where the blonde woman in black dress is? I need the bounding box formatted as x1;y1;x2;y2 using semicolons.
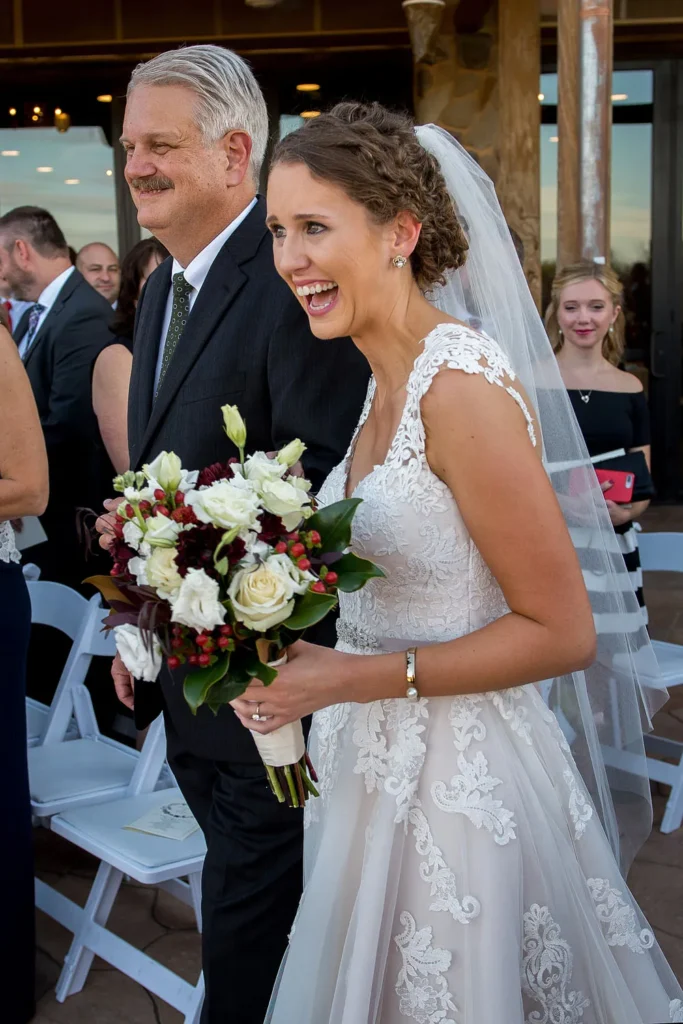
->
547;260;651;626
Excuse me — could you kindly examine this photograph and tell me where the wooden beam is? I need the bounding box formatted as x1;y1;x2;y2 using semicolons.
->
498;0;541;307
557;0;581;267
112;97;141;260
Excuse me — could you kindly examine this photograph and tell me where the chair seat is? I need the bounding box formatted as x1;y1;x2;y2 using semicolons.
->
651;640;683;687
29;739;138;807
52;788;207;882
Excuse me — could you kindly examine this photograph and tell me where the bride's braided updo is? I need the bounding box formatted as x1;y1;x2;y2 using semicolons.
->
271;102;468;292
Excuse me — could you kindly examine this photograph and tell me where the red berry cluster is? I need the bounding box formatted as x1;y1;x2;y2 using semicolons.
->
166;623;236;671
273;528;338;596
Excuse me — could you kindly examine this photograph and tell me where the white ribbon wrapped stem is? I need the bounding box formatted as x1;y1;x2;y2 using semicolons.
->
249;653;306;767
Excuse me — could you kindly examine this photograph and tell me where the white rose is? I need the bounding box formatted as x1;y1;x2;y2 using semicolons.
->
144;514;183;548
260;478;312;531
123;520;144;551
170;568;226;632
276;439;307;468
128;556;149;586
146;547;182;600
186;479;261;532
143;451;183;493
114;624;163;682
228;553;311;632
243;451;287;488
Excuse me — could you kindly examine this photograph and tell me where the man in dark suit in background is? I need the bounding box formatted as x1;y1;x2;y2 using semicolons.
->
0;207;114;588
96;44;369;1024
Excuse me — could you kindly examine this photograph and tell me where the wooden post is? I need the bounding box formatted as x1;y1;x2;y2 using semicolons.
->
498;0;541;307
557;0;613;267
112;97;141;260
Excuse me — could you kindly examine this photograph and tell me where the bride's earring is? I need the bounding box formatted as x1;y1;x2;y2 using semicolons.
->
392;254;408;268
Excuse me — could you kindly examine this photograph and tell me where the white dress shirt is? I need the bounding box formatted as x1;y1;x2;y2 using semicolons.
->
17;265;75;359
153;198;258;393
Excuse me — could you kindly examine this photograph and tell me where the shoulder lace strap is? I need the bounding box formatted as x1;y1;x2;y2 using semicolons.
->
409;323;537;447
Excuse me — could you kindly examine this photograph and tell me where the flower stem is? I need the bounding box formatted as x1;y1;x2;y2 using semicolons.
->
283;765;299;807
265;765;285;803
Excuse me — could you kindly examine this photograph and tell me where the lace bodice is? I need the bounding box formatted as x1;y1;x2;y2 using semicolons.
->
0;521;19;564
318;323;536;653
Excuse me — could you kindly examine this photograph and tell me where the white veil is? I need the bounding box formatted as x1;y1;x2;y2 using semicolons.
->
416;124;666;871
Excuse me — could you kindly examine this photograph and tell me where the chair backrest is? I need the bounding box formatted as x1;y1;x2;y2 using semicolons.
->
638;532;683;574
28;584;117;745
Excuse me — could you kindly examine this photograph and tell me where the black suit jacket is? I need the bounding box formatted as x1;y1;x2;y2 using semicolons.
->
17;269;115;586
128;197;370;759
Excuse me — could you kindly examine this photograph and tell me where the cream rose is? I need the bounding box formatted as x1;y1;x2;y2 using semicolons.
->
170;568;226;632
260;478;312;532
228;553;312;632
114;624;162;682
186;479;261;532
146;547;182;600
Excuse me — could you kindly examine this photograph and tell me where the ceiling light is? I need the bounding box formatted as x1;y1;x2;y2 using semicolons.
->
31;115;39;122
64;178;80;185
33;106;42;115
1;150;19;157
36;166;53;173
301;110;321;119
611;93;628;101
296;84;320;93
8;107;16;116
55;108;62;116
549;136;559;143
106;169;113;176
538;93;545;101
97;94;113;103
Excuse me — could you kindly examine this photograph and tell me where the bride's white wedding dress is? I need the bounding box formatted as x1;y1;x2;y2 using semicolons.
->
267;323;683;1024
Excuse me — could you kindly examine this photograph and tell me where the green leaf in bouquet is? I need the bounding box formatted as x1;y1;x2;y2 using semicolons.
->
183;654;230;714
84;575;134;605
306;498;362;553
214;556;229;576
247;655;278;686
332;552;386;593
287;589;338;631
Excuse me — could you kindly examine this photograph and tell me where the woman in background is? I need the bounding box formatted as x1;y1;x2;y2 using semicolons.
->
92;237;168;473
0;313;49;1023
547;260;652;626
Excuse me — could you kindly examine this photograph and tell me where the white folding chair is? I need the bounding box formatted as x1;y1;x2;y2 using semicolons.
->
39;716;206;1023
637;531;683;832
26;581;171;821
25;580;98;748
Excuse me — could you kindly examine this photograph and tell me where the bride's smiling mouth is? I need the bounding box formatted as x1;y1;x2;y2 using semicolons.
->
294;280;339;317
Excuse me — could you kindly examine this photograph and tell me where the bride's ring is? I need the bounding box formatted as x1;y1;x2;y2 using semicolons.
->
251;703;263;722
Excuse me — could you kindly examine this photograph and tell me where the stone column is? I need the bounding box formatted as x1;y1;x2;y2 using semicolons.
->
404;0;541;307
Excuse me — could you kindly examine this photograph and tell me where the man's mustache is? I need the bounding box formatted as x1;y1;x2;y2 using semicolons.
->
130;176;174;192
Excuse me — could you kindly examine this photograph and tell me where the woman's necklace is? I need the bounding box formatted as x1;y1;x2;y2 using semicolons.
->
578;389;593;404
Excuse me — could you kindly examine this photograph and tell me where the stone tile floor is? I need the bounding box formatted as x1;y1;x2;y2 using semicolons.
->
32;505;683;1021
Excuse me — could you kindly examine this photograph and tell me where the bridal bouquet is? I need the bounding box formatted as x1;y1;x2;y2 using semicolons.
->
87;406;383;807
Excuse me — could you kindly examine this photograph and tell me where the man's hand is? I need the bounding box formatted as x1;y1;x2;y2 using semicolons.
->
112;652;135;709
96;497;120;551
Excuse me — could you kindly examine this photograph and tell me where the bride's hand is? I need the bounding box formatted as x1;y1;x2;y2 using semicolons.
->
230;640;357;734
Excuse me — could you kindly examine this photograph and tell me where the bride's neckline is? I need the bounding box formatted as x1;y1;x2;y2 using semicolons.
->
343;321;481;500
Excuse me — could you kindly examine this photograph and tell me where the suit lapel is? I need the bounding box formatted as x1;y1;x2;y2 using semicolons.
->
135;200;268;464
23;269;82;369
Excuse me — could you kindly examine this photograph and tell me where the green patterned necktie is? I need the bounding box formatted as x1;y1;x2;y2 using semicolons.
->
156;271;193;394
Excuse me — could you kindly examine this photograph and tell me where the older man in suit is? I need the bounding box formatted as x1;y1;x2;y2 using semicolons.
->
0;207;114;587
97;44;369;1024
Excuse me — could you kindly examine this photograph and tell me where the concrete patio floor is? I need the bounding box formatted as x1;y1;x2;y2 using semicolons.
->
32;505;683;1022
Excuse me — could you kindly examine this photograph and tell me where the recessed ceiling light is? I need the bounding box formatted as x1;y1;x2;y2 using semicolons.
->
538;93;545;101
55;108;62;116
300;110;321;119
296;83;320;93
64;178;80;185
106;169;113;176
611;93;628;101
549;136;559;143
31;115;39;122
97;94;113;103
8;107;16;116
1;150;19;157
36;166;53;173
33;106;42;115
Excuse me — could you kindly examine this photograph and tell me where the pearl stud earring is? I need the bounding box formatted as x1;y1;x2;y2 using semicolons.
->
392;254;408;268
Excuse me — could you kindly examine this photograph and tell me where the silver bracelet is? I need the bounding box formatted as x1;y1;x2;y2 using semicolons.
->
406;647;418;700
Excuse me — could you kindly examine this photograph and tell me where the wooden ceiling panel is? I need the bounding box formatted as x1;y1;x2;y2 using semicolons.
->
321;0;406;32
22;0;117;43
219;0;314;36
121;0;215;40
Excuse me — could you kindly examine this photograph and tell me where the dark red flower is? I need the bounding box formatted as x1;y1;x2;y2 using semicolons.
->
197;461;235;488
175;523;246;580
258;512;286;544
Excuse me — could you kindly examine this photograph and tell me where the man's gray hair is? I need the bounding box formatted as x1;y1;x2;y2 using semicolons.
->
128;45;269;182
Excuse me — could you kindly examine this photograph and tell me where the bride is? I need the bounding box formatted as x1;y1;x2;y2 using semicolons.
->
231;102;683;1022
